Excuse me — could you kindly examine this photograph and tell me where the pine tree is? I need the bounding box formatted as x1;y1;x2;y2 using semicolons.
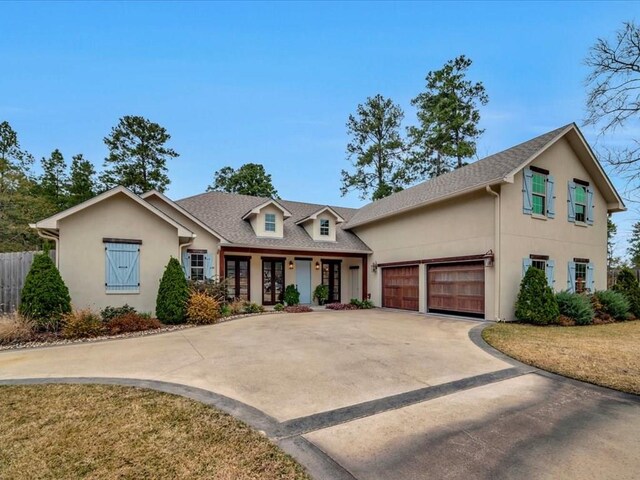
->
67;154;96;207
515;267;559;325
628;221;640;268
39;149;68;210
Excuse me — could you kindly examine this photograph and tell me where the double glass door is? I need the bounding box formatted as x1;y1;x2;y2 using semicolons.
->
322;260;341;303
262;259;284;305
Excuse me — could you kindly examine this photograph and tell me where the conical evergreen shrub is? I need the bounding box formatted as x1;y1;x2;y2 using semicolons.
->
19;251;71;331
155;257;189;324
612;267;640;318
515;267;559;325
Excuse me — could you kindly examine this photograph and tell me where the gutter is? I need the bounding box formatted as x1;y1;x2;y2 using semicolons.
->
31;226;60;268
485;186;501;321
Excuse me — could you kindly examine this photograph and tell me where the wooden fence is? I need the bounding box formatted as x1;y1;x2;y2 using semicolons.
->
0;251;56;313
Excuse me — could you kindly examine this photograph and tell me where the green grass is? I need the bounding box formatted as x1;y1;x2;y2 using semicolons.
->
0;384;311;480
483;321;640;395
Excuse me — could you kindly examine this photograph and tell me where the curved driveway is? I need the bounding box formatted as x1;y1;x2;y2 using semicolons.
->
1;310;638;479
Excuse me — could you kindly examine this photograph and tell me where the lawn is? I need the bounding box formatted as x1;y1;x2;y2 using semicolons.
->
483;321;640;395
0;384;311;480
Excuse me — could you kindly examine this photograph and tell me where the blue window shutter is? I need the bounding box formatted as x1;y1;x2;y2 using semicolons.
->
182;251;191;280
546;175;555;218
204;254;213;280
522;258;532;278
586;263;595;292
545;259;555;288
105;243;140;291
586;187;595;225
567;261;576;293
522;169;533;215
567;182;576;223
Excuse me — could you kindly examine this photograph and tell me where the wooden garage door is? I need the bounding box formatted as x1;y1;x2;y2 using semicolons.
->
427;262;484;316
382;266;419;311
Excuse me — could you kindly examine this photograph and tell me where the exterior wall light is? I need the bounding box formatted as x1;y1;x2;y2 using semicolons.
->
315;261;320;270
288;260;294;270
371;261;378;273
483;250;494;267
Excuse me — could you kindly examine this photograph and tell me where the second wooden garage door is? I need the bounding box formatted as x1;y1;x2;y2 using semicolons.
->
382;266;419;311
427;262;485;316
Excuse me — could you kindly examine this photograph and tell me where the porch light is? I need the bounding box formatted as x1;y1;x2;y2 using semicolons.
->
371;261;378;273
483;250;494;267
315;261;320;270
288;260;294;270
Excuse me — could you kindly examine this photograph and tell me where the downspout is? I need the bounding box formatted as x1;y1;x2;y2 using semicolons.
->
485;186;501;321
34;227;60;268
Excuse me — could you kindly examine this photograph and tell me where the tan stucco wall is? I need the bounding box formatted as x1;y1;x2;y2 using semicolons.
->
145;196;221;272
58;192;180;314
499;137;608;320
353;190;496;319
223;252;364;304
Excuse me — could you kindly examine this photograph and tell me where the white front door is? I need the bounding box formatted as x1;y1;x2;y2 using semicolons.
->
350;267;360;300
296;259;312;304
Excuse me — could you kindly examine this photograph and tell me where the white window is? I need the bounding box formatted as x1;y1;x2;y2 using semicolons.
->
265;213;276;232
182;251;213;281
190;252;205;281
568;260;594;293
320;219;330;236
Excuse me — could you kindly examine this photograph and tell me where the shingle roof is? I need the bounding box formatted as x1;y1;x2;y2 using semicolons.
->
176;191;372;252
343;124;573;229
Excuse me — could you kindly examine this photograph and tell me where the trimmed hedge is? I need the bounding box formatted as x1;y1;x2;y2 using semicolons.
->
515;267;559;325
155;257;189;324
19;252;71;331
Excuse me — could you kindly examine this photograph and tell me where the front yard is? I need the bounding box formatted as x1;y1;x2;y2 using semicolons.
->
483;321;640;395
0;384;310;480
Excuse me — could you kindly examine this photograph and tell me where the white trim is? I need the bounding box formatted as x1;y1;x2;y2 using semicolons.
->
33;186;195;238
241;199;292;220
141;189;229;242
295;206;345;225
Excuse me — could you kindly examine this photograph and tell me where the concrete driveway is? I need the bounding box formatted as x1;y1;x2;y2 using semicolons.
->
1;309;638;479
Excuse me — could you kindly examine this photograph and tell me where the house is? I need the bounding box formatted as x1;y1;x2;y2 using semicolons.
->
31;123;625;320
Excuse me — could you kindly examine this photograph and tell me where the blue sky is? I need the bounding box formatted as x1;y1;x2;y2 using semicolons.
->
1;1;638;257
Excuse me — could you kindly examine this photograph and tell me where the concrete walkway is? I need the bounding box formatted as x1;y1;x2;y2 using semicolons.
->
1;310;638;479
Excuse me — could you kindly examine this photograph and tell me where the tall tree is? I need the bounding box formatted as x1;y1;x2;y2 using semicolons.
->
340;94;406;201
67;154;96;207
207;163;279;198
101;115;178;194
408;55;488;180
0;121;34;192
585;21;640;196
628;221;640;268
607;216;621;268
38;149;68;210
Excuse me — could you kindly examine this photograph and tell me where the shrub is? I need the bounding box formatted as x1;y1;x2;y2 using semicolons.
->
19;252;71;331
284;285;300;306
556;314;576;327
273;303;284;312
284;305;313;313
313;284;329;305
100;304;137;322
61;309;104;339
515;267;559;325
325;303;357;310
188;277;229;304
186;291;220;325
243;302;264;314
612;267;640;318
591;290;630;321
555;291;594;326
156;257;189;324
105;313;162;335
228;299;245;315
0;312;35;345
220;304;231;317
350;298;374;309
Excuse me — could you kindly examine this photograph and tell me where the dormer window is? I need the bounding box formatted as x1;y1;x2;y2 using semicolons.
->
320;219;330;236
265;213;276;232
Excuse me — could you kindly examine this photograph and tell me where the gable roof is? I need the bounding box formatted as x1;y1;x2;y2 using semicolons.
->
344;123;625;229
241;198;292;220
33;186;195;237
176;191;371;253
141;190;229;243
295;206;345;225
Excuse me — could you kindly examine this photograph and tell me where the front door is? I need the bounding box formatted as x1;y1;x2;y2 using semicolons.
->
296;259;312;304
262;258;284;305
322;260;341;303
225;256;250;301
350;266;360;301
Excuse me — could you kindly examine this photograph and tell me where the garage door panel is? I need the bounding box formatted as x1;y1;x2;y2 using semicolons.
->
427;263;484;316
382;266;419;311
